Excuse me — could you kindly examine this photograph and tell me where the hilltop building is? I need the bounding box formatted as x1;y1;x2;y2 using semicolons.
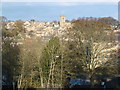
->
60;16;66;27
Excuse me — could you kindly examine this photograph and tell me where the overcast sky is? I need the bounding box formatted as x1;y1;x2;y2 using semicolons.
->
1;2;119;21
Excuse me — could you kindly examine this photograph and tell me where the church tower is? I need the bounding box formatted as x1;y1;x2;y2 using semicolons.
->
60;16;66;27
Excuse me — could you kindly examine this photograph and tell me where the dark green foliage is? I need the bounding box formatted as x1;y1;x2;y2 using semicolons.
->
2;38;20;85
1;17;21;85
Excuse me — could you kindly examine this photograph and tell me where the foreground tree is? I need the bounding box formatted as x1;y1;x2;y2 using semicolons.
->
17;38;46;88
17;36;62;88
2;17;21;87
2;38;21;86
40;36;62;88
64;19;117;86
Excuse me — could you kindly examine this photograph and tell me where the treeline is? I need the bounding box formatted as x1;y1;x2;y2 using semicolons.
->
75;17;119;25
1;16;120;89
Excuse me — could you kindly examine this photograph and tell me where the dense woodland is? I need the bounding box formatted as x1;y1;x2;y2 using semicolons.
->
1;16;120;89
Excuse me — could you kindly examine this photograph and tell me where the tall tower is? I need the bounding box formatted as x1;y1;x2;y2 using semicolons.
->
60;16;66;27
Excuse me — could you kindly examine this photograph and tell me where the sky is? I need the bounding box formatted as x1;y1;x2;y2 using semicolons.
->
1;0;119;2
1;2;119;22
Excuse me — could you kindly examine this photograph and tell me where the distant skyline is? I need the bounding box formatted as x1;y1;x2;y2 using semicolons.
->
2;2;118;22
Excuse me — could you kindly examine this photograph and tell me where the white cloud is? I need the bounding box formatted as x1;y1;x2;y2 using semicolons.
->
1;0;120;2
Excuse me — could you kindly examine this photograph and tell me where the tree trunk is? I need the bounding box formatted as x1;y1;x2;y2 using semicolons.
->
40;68;44;88
88;71;94;88
17;74;23;88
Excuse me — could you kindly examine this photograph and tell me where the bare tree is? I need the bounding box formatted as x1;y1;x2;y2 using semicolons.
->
18;38;46;88
64;19;117;86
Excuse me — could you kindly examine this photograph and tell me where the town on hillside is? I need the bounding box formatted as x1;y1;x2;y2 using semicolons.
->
6;16;72;40
1;16;120;89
